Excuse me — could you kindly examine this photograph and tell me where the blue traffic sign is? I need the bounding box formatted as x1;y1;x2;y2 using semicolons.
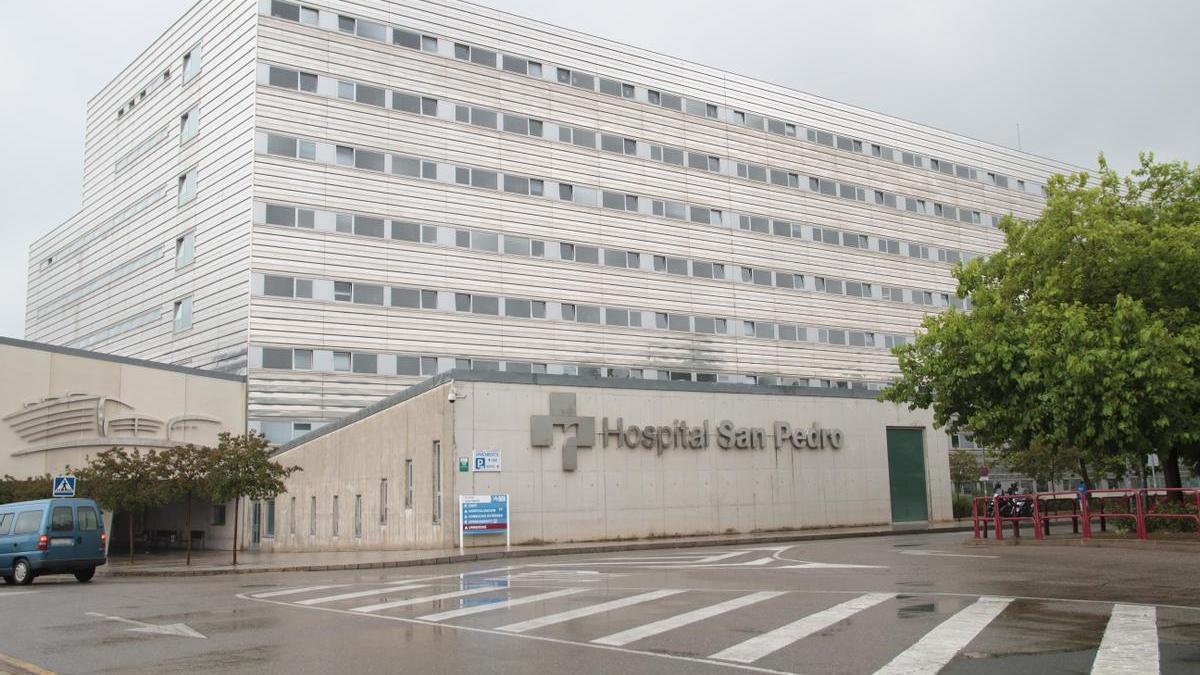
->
53;475;77;497
461;494;508;534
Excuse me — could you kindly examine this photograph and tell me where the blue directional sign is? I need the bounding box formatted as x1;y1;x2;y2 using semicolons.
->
461;494;508;535
52;475;77;497
472;449;501;472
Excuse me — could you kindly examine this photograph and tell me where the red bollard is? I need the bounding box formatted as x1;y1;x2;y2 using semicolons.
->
1081;493;1092;540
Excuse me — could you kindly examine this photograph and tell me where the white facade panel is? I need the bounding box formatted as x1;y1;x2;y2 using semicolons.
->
27;0;1084;444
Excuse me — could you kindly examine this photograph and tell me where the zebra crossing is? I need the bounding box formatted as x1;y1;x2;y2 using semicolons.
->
241;578;1178;674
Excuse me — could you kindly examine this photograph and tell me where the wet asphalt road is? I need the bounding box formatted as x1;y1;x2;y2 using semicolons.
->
1;532;1197;674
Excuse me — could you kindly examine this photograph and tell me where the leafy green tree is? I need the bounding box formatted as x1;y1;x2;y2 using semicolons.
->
74;448;167;563
949;449;980;493
207;432;300;565
0;474;55;503
158;444;216;565
883;155;1200;490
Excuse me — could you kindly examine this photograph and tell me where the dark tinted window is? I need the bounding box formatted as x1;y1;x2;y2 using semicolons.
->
51;506;73;532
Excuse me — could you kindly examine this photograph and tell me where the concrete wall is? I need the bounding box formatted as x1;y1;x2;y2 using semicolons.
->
0;338;247;550
262;382;455;551
454;381;951;545
265;374;950;551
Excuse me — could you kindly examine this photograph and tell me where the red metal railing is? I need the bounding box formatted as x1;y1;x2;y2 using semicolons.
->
972;487;1200;541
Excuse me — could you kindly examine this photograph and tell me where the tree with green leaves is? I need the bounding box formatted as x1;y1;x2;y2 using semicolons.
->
207;432;300;565
73;448;167;563
0;474;54;504
158;444;216;565
949;449;980;494
882;154;1200;491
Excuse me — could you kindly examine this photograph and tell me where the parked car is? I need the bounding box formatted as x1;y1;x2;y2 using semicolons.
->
0;498;107;585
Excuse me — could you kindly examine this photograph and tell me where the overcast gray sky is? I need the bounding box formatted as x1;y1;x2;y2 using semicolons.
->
2;0;1197;340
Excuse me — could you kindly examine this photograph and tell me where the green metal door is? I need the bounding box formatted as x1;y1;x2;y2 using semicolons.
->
886;428;929;523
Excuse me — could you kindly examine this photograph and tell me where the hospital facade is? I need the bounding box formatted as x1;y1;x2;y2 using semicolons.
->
19;0;1086;547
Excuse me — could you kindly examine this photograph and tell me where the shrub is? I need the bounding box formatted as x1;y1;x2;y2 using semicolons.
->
952;493;974;519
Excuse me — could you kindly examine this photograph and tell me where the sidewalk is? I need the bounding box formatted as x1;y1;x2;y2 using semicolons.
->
103;522;970;577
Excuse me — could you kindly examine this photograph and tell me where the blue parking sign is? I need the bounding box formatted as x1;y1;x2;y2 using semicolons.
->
53;475;77;497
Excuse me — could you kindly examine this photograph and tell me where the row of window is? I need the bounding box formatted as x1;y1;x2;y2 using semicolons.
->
263;64;1009;230
265;0;1043;197
259;132;979;267
253;446;436;535
252;344;890;392
255;272;916;349
73;308;161;351
41;185;172;271
114;125;171;174
259;201;964;309
117;44;201;120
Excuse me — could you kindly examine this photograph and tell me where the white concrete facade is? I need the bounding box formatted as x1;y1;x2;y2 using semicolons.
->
263;372;950;551
26;0;1087;446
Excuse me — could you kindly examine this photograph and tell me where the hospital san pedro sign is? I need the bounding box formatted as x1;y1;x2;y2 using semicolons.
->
530;392;844;471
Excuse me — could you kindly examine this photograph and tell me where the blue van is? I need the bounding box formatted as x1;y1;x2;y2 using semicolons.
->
0;498;107;585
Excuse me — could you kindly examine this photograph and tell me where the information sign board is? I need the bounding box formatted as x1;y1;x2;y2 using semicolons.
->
458;494;510;553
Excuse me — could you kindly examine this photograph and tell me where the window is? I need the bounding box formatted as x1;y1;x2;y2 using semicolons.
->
182;46;202;83
353;495;363;538
73;507;97;533
179;106;199;143
261;347;293;370
309;496;317;535
211;504;226;526
265;499;275;537
432;441;442;524
405;460;414;509
50;506;73;532
177;167;197;205
175;231;195;268
352;352;378;374
333;351;351;372
13;511;40;535
173;296;193;332
332;495;340;536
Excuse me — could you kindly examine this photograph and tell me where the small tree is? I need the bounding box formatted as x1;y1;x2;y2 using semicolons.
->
949;449;980;494
74;448;167;563
207;432;300;565
158;444;215;565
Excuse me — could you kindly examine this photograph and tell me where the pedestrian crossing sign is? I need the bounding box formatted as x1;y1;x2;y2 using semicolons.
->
53;475;77;497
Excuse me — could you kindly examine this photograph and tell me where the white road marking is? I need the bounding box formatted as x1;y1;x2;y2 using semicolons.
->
386;566;517;585
351;587;503;614
498;571;625;583
85;611;206;639
710;592;895;663
419;588;588;621
899;550;999;559
498;589;686;634
296;584;429;605
874;596;1013;675
251;585;349;598
1091;604;1159;675
696;551;758;563
0;591;39;598
593;591;787;647
777;562;886;569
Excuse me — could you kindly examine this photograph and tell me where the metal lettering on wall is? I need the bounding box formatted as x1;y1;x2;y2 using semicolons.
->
530;392;843;471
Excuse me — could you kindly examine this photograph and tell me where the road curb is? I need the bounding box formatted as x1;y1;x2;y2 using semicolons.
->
104;525;971;577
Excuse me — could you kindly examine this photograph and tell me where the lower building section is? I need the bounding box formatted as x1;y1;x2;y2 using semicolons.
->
260;371;952;552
